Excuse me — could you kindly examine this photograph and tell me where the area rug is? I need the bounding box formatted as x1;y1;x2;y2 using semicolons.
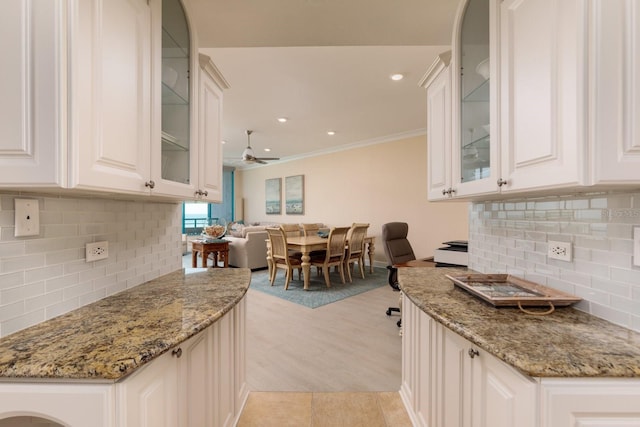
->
249;266;389;308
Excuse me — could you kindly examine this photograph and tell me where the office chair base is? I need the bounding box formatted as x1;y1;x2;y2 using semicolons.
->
386;307;400;316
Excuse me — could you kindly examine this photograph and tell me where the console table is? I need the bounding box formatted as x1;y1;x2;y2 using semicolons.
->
191;239;229;268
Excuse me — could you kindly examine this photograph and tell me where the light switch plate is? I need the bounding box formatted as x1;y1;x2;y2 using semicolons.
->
14;199;40;237
634;227;640;267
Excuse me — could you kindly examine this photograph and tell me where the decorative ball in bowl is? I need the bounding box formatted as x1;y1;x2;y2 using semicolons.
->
203;219;227;239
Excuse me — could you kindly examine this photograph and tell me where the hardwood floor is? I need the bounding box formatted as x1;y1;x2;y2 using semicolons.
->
183;255;409;424
245;277;403;392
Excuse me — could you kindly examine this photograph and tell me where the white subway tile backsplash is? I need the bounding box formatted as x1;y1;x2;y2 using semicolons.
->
0;194;182;338
1;310;44;337
470;191;640;333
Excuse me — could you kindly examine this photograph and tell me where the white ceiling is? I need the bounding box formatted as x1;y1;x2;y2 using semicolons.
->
189;0;461;166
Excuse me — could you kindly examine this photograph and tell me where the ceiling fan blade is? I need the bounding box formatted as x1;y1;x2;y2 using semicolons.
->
255;157;280;161
255;159;267;164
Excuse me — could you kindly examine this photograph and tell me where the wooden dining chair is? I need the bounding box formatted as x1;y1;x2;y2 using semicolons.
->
344;223;370;282
310;226;350;287
266;226;302;290
301;223;321;237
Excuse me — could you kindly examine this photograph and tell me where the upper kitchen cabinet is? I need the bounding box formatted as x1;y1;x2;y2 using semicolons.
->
70;0;153;194
149;0;199;199
498;0;587;193
1;0;225;201
449;0;500;199
197;54;229;203
424;0;499;201
0;1;64;186
589;0;640;185
421;51;454;201
0;0;152;191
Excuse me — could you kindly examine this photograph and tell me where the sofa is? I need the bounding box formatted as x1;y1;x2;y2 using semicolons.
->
224;223;276;270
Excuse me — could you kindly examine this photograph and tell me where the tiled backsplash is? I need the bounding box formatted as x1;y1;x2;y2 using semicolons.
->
469;191;640;332
0;193;183;338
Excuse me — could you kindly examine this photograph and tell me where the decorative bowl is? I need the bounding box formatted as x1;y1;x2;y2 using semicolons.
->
475;58;490;80
203;218;227;239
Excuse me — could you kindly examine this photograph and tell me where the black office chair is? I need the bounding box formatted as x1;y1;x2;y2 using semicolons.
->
382;222;416;328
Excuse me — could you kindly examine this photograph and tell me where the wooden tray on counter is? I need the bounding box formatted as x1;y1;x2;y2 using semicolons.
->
445;274;582;307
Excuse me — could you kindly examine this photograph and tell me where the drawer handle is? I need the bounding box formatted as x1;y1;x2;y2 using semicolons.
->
172;347;182;358
468;348;479;359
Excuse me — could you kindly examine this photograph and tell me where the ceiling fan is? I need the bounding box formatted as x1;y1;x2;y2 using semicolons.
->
241;130;280;164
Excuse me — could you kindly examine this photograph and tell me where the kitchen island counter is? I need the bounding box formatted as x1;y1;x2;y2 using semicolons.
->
399;267;640;378
0;268;250;382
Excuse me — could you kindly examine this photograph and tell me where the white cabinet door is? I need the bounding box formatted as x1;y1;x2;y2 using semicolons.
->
0;383;114;427
541;379;640;427
438;327;473;427
178;330;213;427
116;350;180;427
70;0;152;194
472;346;537;427
423;53;453;201
590;0;640;184
0;1;62;186
197;55;228;202
212;311;235;427
499;0;587;193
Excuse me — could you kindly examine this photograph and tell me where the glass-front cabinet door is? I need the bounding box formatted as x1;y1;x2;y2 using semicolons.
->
459;0;491;183
451;0;498;197
459;0;490;183
161;0;190;185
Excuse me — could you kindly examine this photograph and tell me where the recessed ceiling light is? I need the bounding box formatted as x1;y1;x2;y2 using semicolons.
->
277;117;288;123
264;148;271;152
221;140;227;144
327;131;336;136
390;73;404;81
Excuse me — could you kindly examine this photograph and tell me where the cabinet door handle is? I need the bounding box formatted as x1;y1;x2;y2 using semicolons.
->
202;190;208;197
497;178;508;187
172;347;182;358
468;348;479;358
145;180;155;189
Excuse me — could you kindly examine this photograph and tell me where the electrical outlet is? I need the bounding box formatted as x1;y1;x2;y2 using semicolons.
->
86;241;109;262
548;240;572;262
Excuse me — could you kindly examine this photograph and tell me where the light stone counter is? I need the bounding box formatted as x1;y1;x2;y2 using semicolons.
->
399;267;640;378
0;268;250;382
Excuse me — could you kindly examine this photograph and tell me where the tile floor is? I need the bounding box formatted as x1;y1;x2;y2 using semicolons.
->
237;391;413;427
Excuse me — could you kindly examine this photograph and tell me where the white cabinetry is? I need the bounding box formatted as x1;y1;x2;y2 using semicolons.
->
0;300;247;427
0;1;63;186
541;379;640;426
590;0;640;184
0;0;225;201
421;52;453;201
196;54;229;203
71;0;152;194
498;0;587;193
401;295;640;427
402;295;536;427
117;345;180;427
428;0;640;201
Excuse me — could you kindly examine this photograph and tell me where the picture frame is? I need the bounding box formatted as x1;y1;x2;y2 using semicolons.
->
285;175;304;215
265;178;281;214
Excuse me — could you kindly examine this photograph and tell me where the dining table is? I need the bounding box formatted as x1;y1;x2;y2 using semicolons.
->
278;235;376;290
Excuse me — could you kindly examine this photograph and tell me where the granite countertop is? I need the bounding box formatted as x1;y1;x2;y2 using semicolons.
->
399;267;640;378
0;268;250;382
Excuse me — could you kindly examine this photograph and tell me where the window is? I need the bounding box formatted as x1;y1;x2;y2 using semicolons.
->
182;167;235;234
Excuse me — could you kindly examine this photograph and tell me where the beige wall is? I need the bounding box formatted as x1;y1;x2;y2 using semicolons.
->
235;135;469;265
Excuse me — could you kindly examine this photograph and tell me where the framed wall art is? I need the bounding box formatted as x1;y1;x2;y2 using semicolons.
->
265;178;281;214
285;175;304;215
